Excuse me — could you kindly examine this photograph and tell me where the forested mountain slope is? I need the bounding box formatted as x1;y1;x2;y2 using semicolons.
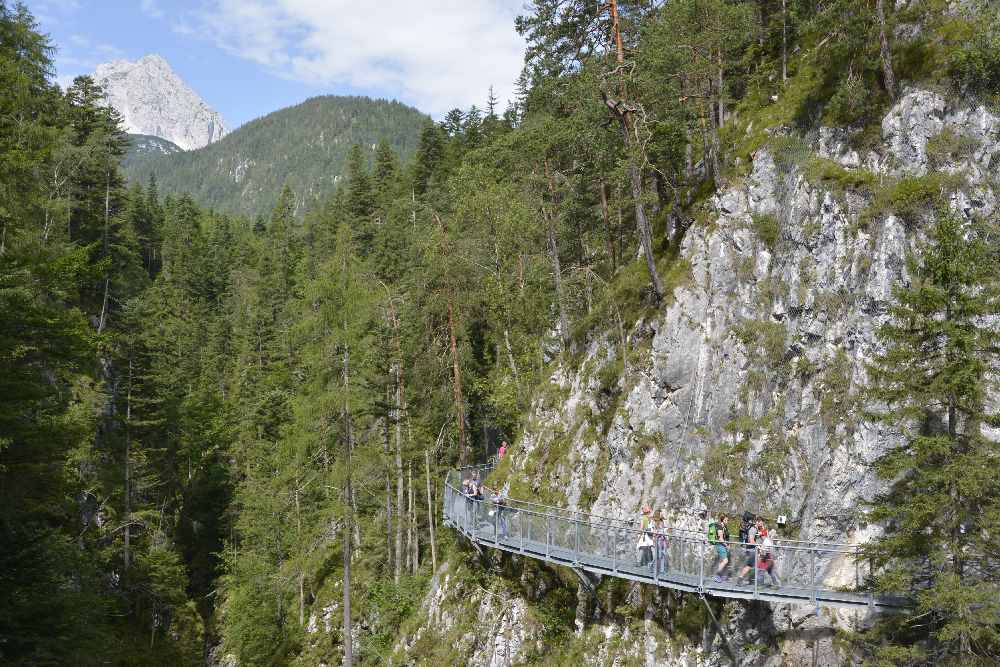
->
122;95;429;219
2;1;999;666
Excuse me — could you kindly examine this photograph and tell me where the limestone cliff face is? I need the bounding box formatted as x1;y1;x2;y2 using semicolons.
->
94;54;226;150
395;89;1000;666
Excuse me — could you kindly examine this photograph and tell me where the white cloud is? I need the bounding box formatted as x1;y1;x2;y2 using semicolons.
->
184;0;527;116
140;0;165;19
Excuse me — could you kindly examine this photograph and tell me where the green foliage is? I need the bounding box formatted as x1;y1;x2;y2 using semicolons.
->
7;0;1000;664
925;128;980;170
123;96;429;219
946;2;1000;107
769;134;811;172
733;319;787;367
860;212;1000;663
803;157;878;195
751;213;780;251
862;172;965;228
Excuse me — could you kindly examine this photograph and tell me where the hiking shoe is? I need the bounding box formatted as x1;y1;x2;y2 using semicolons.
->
712;575;722;583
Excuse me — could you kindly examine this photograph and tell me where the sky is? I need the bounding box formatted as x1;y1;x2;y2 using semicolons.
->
26;0;528;129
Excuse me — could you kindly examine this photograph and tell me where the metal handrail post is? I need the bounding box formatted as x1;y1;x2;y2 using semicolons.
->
612;530;618;573
519;510;524;553
868;555;876;608
753;545;759;599
546;515;551;559
655;537;660;586
699;540;705;590
574;519;581;564
810;548;817;607
494;503;499;546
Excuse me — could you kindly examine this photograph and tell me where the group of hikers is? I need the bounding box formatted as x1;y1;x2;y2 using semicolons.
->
710;511;781;586
637;507;781;586
459;472;510;539
456;456;782;588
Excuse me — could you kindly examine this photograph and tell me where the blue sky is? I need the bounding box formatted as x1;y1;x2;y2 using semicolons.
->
26;0;527;129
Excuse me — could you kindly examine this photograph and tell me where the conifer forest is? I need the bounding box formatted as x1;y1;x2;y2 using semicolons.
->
1;1;999;665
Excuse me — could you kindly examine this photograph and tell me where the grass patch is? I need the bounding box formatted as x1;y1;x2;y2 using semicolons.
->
860;172;965;228
802;157;878;195
751;212;780;251
926;127;980;170
732;319;787;367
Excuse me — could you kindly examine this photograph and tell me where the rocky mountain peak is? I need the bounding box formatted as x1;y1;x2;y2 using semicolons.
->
93;54;226;151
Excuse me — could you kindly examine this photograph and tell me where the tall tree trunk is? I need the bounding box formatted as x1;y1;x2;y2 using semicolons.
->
781;0;788;84
435;212;468;465
503;328;519;383
446;297;468;464
876;0;897;100
598;178;616;272
708;95;723;189
717;49;725;127
341;345;355;667
123;351;133;571
408;463;417;574
394;361;404;584
98;168;112;334
628;161;664;298
383;404;393;576
296;487;304;627
425;449;438;573
607;0;665;301
543;160;572;353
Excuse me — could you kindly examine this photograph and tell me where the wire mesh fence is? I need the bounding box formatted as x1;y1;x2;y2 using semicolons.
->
443;465;880;607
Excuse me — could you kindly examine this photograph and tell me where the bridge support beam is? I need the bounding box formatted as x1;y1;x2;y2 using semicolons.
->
572;568;601;632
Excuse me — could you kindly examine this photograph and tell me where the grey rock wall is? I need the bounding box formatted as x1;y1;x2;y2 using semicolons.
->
94;54;227;151
393;89;998;667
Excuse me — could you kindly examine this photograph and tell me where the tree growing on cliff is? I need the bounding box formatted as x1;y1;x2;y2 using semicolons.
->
862;211;1000;664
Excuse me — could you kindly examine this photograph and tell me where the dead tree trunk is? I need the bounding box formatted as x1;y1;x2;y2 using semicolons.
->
543;160;572;353
434;213;469;465
425;449;438;572
876;0;897;100
606;0;665;301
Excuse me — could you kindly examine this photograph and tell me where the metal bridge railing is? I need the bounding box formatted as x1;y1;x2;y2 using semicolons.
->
443;466;890;609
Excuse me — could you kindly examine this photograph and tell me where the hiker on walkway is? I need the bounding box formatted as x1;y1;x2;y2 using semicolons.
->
709;513;730;582
757;522;780;586
492;486;509;539
736;512;759;584
653;510;669;574
498;441;508;459
637;505;654;567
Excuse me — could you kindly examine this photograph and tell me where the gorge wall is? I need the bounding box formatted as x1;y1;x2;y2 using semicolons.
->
388;88;1000;666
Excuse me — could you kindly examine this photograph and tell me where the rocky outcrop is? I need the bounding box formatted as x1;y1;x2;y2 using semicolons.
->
398;90;999;665
94;54;226;150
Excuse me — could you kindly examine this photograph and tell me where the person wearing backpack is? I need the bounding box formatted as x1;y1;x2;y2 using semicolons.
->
709;514;730;582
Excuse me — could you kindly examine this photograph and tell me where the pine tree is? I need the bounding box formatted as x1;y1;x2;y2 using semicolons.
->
413;122;445;195
862;212;1000;664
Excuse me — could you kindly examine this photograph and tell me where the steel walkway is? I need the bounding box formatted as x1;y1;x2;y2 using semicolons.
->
442;466;905;611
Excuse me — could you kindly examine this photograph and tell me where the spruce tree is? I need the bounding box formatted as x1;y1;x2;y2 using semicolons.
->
862;212;1000;664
